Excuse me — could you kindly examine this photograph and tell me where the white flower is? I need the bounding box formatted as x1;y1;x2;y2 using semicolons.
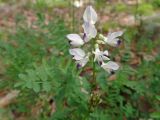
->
93;46;110;64
82;22;97;41
82;5;97;42
69;48;89;68
101;61;119;73
73;0;83;8
83;5;98;24
104;31;123;47
67;34;84;47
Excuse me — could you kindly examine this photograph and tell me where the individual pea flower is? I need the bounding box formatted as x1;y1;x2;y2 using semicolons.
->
69;48;89;68
99;31;123;47
82;5;98;42
93;44;110;65
67;34;85;47
101;61;119;74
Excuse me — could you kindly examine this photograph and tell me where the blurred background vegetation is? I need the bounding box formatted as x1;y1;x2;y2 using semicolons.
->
0;0;160;119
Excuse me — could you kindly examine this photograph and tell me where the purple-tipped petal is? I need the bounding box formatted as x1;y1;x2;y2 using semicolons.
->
67;34;84;46
101;61;119;73
77;63;82;69
117;40;122;46
83;33;86;40
82;22;97;40
103;54;110;58
110;70;115;75
98;61;103;65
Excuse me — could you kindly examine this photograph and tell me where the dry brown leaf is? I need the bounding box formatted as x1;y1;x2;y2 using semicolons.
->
108;74;116;81
51;101;56;114
130;55;141;66
0;90;19;108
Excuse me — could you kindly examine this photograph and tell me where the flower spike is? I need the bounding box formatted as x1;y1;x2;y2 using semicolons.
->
67;5;123;73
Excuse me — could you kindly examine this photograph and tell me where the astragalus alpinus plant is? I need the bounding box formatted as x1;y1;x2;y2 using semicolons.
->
67;5;123;112
67;5;123;77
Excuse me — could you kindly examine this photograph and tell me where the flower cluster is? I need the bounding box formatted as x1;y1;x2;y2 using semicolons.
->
67;6;123;73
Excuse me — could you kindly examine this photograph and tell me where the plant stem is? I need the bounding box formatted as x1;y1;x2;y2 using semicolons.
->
72;0;75;32
92;38;96;83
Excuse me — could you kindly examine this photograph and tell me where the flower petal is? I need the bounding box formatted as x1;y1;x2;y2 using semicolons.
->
104;31;123;47
93;47;100;61
82;22;97;40
67;34;84;46
103;50;109;56
101;61;119;73
83;6;97;24
102;50;110;60
69;48;85;60
105;38;121;47
76;56;89;68
107;31;123;42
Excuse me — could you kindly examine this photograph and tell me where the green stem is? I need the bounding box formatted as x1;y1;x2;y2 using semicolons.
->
92;38;96;83
72;0;75;32
89;38;97;113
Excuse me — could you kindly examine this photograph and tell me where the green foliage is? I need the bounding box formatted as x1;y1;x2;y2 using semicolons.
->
33;0;68;9
137;3;154;15
151;112;160;119
151;0;160;8
95;0;107;9
102;22;118;32
15;60;52;92
114;3;127;12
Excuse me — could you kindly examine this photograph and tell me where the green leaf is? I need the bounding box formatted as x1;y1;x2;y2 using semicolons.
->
156;95;160;101
42;81;51;92
26;80;33;89
18;74;27;80
14;82;24;87
37;66;48;81
150;112;160;119
32;82;40;92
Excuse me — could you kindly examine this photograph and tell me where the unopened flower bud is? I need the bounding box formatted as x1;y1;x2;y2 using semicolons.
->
99;34;105;40
96;40;105;44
